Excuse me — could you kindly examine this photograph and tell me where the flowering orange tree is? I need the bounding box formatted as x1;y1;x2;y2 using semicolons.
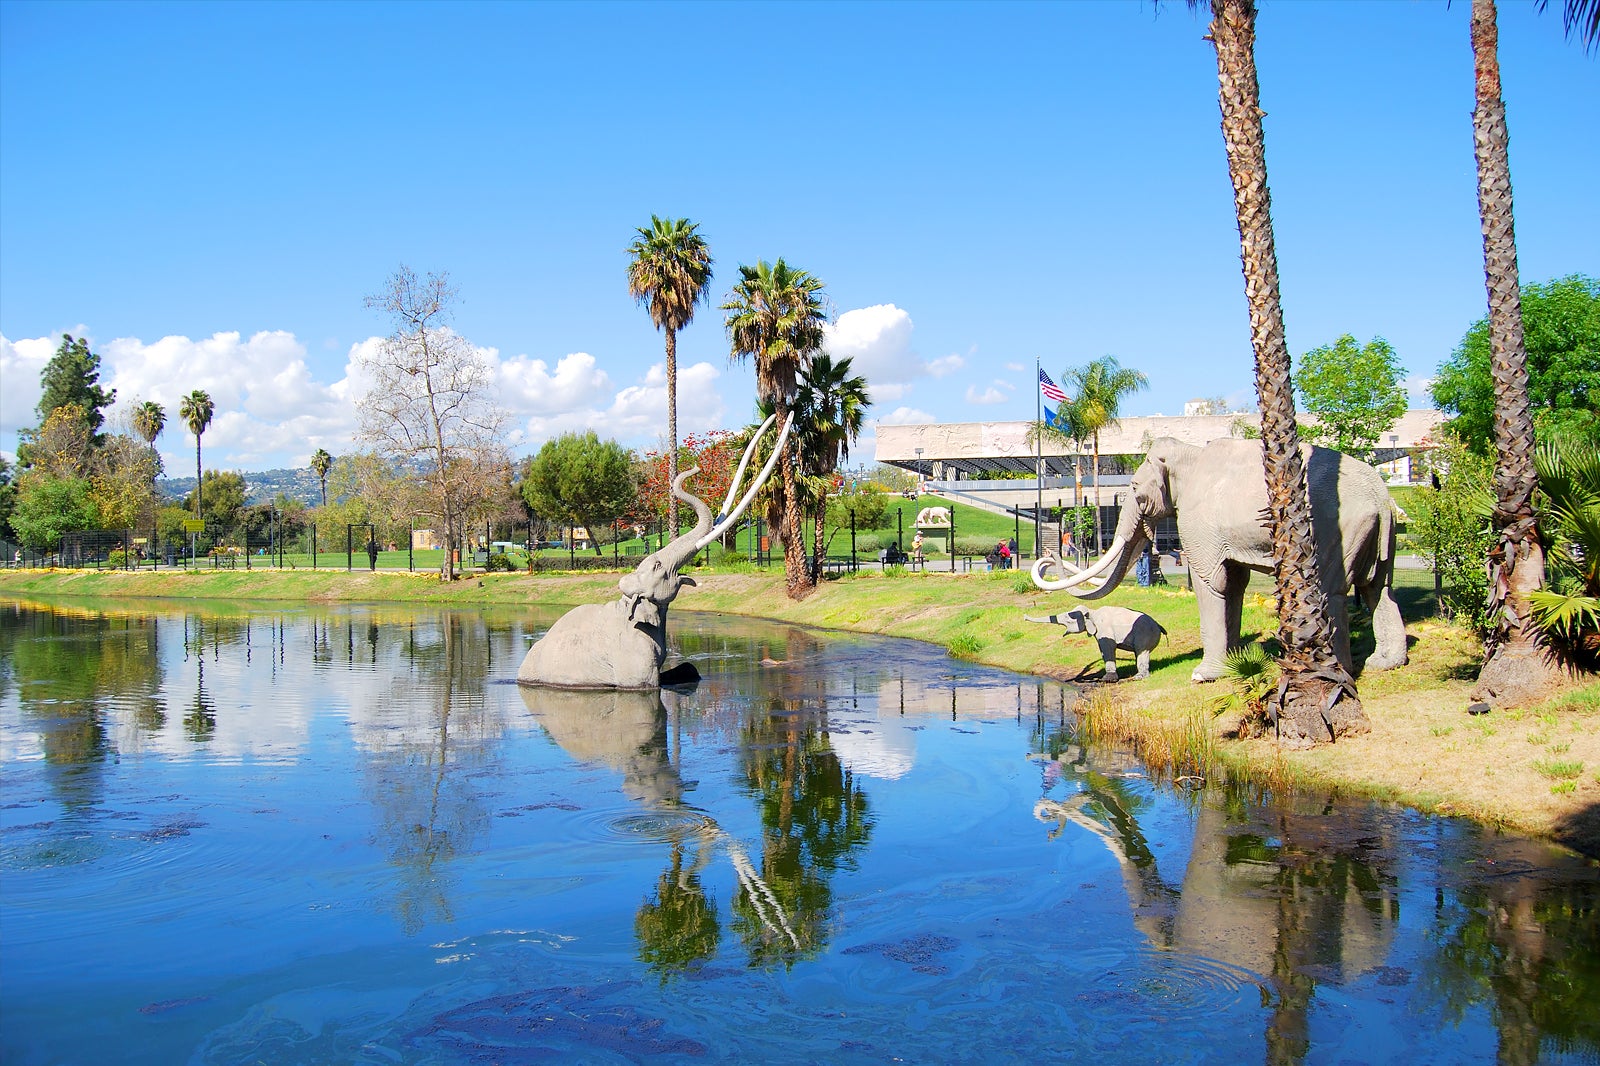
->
630;429;744;535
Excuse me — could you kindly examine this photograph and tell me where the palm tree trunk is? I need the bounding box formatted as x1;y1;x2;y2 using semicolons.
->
1210;0;1367;744
1092;434;1102;555
194;438;203;517
814;492;827;579
778;408;811;598
666;325;680;536
1468;0;1561;707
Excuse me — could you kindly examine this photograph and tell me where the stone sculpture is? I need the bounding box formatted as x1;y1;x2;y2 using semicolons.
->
1026;606;1167;681
518;413;792;689
1032;436;1406;683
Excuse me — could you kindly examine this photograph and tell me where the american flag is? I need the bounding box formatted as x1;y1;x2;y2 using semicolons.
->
1039;369;1067;404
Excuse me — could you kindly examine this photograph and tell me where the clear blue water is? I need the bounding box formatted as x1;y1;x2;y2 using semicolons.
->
1;598;1597;1065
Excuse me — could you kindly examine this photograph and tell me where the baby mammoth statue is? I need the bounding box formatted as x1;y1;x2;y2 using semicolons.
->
1027;606;1168;682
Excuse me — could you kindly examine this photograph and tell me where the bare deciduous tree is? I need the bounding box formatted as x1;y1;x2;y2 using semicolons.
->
357;265;510;581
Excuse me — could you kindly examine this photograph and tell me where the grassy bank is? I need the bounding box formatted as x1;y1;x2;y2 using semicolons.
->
4;564;1597;857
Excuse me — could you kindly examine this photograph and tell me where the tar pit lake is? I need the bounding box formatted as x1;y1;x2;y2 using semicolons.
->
1;598;1597;1065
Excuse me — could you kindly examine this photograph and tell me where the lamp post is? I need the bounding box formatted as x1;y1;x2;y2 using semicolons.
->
915;447;924;493
1389;434;1401;481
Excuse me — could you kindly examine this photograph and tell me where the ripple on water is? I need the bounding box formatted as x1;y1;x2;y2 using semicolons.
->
1068;944;1264;1034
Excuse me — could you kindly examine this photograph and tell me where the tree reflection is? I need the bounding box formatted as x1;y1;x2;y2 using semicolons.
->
635;834;722;978
1423;834;1600;1065
731;685;873;967
359;611;499;935
1;604;167;807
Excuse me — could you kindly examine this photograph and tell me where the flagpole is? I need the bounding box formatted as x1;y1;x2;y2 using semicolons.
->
1035;355;1043;562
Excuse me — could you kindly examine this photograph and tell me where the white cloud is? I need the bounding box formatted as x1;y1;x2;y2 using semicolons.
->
876;406;937;426
964;385;1008;405
500;350;613;415
3;326;738;472
0;334;55;439
1004;362;1025;372
824;304;965;403
515;360;726;452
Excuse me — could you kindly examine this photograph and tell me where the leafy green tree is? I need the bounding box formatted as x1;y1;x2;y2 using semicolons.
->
627;216;714;534
723;258;828;598
1293;334;1408;460
178;390;215;519
310;448;334;507
520;432;637;556
0;458;15;542
184;470;246;537
1432;274;1599;455
1407;440;1495;631
10;476;97;551
34;334;116;444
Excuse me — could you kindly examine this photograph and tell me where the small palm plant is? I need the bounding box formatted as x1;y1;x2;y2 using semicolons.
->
1530;436;1600;671
1206;643;1281;738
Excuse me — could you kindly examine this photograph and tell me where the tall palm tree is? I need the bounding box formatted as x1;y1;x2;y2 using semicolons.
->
1467;0;1597;705
723;259;828;598
178;390;215;519
1029;399;1093;558
795;353;870;572
627;216;714;536
1203;0;1368;743
131;400;166;476
310;448;334;507
1065;356;1148;554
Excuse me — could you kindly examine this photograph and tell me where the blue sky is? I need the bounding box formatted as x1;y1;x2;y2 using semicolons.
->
1;0;1594;474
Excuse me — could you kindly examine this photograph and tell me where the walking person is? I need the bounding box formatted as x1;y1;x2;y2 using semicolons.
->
366;536;379;572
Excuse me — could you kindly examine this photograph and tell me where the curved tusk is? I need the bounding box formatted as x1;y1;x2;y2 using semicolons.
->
719;412;777;518
1031;537;1125;592
696;412;794;549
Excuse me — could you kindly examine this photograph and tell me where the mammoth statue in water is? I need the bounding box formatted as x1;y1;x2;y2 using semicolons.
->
1033;436;1407;683
518;412;792;689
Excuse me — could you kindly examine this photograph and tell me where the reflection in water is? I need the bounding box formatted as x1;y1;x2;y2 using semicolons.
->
2;599;1598;1064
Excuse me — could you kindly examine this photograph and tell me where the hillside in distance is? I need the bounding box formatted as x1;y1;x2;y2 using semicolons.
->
157;467;324;507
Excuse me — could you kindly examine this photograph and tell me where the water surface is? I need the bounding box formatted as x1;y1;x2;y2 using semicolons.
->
1;599;1596;1064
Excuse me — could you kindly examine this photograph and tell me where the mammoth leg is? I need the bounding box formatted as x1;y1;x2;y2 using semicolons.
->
1193;574;1233;683
1359;580;1408;672
1325;587;1354;674
1222;561;1250;655
1097;636;1120;682
1134;646;1151;680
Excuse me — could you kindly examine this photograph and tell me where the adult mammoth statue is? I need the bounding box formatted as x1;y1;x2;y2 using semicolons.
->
518;412;792;689
1033;436;1406;683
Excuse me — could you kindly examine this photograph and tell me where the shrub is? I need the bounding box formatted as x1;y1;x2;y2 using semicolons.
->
483;552;517;572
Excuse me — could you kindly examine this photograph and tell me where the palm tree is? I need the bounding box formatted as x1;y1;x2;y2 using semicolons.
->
627;216;714;536
1029;400;1093;559
1064;356;1148;554
795;353;870;573
1202;0;1368;743
131;400;166;476
178;390;215;519
310;448;334;507
723;259;828;598
1467;0;1597;705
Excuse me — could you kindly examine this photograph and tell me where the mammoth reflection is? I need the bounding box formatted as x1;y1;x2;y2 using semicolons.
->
1032;731;1598;1066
